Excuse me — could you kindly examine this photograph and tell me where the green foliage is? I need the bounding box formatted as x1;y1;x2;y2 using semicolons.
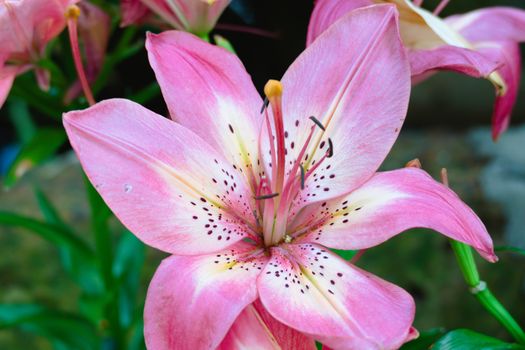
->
432;329;525;350
0;304;99;350
4;128;66;188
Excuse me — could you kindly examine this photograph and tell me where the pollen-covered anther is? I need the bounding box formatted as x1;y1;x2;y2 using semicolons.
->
284;234;293;243
65;4;81;19
264;79;283;99
405;158;422;169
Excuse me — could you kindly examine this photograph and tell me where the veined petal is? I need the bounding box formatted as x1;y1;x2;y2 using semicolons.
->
445;7;525;43
258;244;415;349
279;5;410;204
409;44;500;77
146;31;263;189
145;243;268;350
218;300;317;350
476;42;521;140
120;0;151;26
299;167;497;262
306;0;373;45
63;99;257;255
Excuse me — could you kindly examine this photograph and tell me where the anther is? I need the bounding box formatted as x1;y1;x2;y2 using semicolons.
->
405;158;422;169
309;116;326;131
65;4;81;19
300;164;305;190
264;79;283;98
260;97;269;114
254;193;279;200
327;138;334;158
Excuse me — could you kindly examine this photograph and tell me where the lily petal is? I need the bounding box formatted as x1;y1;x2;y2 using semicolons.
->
409;44;500;77
476;42;521;140
281;5;410;203
258;244;415;349
145;243;268;350
218;300;317;350
120;0;151;26
299;167;497;262
446;7;525;43
306;0;373;45
63;99;257;255
146;31;263;187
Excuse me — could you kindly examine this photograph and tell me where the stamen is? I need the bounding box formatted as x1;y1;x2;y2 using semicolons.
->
66;5;96;106
260;97;269;114
405;158;422;168
264;79;285;194
300;164;305;190
309;116;326;131
255;193;279;201
327;138;334;158
433;0;450;15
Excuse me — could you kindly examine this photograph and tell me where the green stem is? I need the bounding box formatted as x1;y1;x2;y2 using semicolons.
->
451;240;525;344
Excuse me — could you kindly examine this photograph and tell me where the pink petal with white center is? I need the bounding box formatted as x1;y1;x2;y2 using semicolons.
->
306;0;373;45
409;44;501;77
258;244;415;350
445;7;525;43
63;98;257;255
218;300;317;350
146;31;263;188
477;42;521;141
299;167;496;262
145;243;268;350
280;4;410;205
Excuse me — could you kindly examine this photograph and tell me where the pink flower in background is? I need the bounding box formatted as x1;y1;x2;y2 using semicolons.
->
0;0;76;107
121;0;230;36
64;5;496;349
307;0;525;140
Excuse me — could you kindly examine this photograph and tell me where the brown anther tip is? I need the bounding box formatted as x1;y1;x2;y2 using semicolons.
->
65;4;81;19
264;79;282;99
440;168;449;187
254;192;279;200
405;158;422;169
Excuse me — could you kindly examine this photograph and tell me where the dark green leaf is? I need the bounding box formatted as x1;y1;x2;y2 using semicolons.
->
495;246;525;256
0;304;99;350
86;179;114;289
4;128;67;188
401;328;446;350
113;231;145;329
433;329;525;350
34;189;104;295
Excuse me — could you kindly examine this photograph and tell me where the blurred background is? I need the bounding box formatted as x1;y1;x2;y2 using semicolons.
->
0;0;524;348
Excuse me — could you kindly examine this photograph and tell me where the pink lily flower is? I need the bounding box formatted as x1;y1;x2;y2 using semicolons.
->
64;5;496;349
120;0;230;36
0;0;76;107
307;0;525;140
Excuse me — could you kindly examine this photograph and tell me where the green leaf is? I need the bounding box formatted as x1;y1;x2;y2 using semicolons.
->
113;230;145;329
495;246;525;256
85;179;114;289
0;304;99;350
432;329;525;350
34;189;104;295
400;328;446;350
4;128;67;188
